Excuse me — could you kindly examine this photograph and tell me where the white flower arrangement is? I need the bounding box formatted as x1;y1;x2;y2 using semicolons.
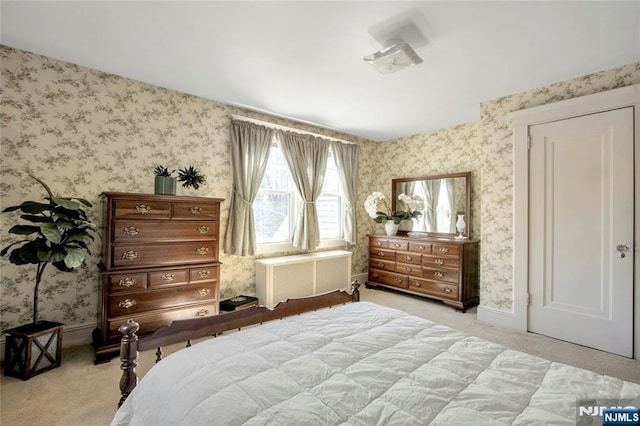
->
364;192;424;224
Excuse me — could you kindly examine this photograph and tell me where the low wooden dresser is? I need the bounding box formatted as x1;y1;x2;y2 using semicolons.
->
366;234;479;312
94;192;224;363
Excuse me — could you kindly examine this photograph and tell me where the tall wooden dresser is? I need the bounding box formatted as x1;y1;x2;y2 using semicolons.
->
93;192;224;363
366;234;479;312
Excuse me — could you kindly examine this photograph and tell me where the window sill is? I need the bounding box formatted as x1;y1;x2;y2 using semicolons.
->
256;238;347;256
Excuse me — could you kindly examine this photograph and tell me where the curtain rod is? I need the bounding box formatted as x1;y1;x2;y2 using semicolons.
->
230;114;355;145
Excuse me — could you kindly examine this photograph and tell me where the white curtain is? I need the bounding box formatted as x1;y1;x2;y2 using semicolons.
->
330;141;358;244
277;131;329;250
224;121;274;256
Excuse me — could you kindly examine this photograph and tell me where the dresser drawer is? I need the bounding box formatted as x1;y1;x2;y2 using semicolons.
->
408;278;459;300
432;244;460;257
172;202;219;220
108;283;217;317
422;268;459;283
369;258;395;272
189;265;218;283
113;220;217;243
106;302;218;340
387;239;408;251
370;238;388;248
368;269;408;290
396;251;421;265
396;262;422;277
111;241;218;268
148;269;189;287
409;241;432;253
113;200;171;219
369;248;395;261
423;255;460;270
107;272;147;292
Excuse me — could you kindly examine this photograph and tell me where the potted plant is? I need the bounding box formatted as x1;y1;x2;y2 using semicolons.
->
153;165;176;195
1;176;99;380
178;165;206;190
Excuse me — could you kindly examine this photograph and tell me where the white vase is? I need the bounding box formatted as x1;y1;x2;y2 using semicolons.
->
455;214;466;239
384;222;399;236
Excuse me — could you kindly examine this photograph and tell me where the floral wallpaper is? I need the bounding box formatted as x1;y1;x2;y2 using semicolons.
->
1;44;638;334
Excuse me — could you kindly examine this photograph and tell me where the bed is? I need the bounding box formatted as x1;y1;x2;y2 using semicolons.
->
112;283;639;425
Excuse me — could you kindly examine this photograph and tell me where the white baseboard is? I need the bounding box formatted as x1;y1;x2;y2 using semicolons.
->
477;305;520;331
0;322;95;362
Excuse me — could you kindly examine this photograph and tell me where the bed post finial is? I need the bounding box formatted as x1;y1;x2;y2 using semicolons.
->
118;319;140;407
351;280;361;302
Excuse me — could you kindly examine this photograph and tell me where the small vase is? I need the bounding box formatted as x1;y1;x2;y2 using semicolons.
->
455;214;466;239
384;222;399;236
154;176;176;195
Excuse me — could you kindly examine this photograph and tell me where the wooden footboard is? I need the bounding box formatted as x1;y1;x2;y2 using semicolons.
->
117;281;361;407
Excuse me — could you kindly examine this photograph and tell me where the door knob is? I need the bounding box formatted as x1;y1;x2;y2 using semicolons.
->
616;245;629;258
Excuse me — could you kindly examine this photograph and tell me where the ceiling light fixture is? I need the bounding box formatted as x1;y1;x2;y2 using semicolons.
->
363;40;423;74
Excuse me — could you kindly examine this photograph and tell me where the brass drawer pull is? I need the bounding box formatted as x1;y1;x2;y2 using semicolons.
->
190;206;202;215
123;226;139;236
418;245;426;250
197;270;210;278
395;278;403;283
161;273;176;282
197;226;210;234
377;251;385;257
439;247;449;254
377;262;385;268
405;267;412;273
196;247;209;255
198;288;210;296
412;281;421;287
376;241;382;246
122;250;138;260
394;243;401;248
118;298;137;309
436;259;444;266
443;287;452;293
134;204;150;214
434;272;444;278
118;277;136;288
372;273;379;279
196;309;209;317
404;255;412;261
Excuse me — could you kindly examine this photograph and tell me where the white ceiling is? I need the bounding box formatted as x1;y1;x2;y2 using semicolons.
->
1;1;639;141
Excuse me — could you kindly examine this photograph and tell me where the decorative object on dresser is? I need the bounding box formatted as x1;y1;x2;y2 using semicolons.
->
177;165;206;190
1;176;99;379
153;165;176;195
93;192;223;363
364;191;424;237
366;235;479;312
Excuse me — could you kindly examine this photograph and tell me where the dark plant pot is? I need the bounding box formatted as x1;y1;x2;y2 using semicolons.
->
154;176;176;195
3;321;63;380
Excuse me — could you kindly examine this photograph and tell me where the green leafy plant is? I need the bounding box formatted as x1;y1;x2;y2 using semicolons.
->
1;176;99;324
178;165;206;190
153;165;175;177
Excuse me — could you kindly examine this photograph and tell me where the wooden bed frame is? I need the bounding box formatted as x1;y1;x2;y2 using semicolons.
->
117;281;361;407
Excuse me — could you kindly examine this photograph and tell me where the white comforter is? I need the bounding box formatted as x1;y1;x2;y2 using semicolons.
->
112;302;639;425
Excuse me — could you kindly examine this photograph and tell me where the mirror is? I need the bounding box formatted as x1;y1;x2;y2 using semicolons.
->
392;172;471;238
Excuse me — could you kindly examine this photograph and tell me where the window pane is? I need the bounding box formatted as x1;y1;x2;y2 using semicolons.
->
254;191;290;243
317;194;341;238
259;147;289;191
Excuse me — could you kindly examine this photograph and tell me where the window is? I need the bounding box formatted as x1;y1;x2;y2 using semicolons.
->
253;143;343;249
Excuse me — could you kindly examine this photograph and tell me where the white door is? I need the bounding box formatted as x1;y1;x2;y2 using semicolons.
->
528;107;634;357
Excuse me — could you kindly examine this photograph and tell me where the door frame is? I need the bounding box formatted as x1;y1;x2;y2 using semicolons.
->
511;84;640;359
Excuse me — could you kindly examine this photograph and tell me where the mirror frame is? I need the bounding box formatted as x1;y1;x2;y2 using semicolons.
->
392;171;471;239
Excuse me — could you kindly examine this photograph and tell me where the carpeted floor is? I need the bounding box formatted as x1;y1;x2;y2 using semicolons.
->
1;286;638;426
